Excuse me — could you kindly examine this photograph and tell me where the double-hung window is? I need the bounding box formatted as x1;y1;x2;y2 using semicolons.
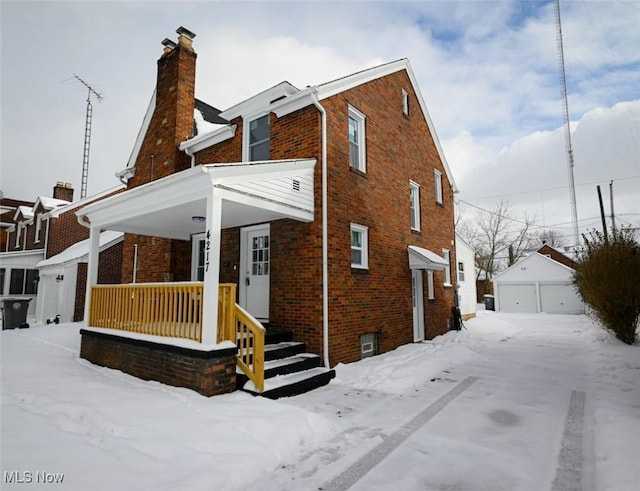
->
427;271;435;300
410;181;421;231
9;268;38;295
442;249;451;285
350;223;369;269
458;261;465;282
248;114;270;161
348;106;366;172
435;169;443;205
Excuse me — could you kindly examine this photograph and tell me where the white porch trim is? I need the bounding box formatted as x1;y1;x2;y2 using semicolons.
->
77;158;316;343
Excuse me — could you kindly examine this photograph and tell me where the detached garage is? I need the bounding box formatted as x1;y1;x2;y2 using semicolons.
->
493;252;584;315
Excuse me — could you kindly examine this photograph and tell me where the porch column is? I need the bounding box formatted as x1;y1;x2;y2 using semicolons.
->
201;188;222;344
83;226;101;323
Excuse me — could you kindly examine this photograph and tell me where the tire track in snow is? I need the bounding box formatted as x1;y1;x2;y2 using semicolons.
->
320;376;478;491
552;390;585;491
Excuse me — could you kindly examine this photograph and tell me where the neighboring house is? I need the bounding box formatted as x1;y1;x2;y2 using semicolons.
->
76;27;458;398
34;186;125;324
492;252;584;315
536;243;579;269
0;193;35;251
1;184;72;317
0;182;125;322
455;234;477;320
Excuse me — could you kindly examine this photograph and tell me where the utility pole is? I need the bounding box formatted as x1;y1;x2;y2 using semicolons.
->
597;185;608;242
73;74;103;199
609;180;616;234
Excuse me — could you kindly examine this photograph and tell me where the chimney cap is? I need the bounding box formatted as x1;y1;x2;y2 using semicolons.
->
161;38;177;49
176;26;196;40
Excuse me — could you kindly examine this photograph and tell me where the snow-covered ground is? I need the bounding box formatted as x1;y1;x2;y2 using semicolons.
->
1;312;638;490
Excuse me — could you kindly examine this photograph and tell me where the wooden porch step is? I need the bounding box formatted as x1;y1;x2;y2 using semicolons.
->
264;341;306;361
242;367;336;399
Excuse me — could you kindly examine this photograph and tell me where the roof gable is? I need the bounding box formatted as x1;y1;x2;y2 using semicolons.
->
493;252;576;282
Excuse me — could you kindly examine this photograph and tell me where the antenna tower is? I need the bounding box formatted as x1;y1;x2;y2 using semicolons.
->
73;74;103;199
554;0;579;247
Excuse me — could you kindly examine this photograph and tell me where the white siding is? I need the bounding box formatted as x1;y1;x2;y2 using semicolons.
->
455;235;477;318
225;175;314;213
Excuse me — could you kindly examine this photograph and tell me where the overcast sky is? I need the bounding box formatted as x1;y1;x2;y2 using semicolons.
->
1;0;638;245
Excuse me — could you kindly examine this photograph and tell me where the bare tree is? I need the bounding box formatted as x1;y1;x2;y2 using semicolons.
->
537;229;567;248
457;199;537;279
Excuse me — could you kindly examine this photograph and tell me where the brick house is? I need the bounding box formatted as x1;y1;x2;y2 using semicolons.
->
77;27;458;398
0;182;124;323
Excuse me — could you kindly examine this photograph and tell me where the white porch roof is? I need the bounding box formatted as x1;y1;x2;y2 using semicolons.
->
78;159;316;238
408;245;448;271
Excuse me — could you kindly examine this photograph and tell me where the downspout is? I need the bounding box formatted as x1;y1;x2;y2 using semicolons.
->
132;243;138;283
184;145;196;168
311;90;330;368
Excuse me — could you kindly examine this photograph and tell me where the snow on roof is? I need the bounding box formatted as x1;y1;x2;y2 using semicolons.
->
194;106;229;136
37;231;124;268
37;196;71;210
408;245;448;271
15;205;34;220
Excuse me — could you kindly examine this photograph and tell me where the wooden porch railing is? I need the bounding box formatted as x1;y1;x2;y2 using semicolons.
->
90;282;265;392
217;284;265;392
90;282;204;341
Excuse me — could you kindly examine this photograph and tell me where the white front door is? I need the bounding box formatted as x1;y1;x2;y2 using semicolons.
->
240;225;270;321
412;270;425;341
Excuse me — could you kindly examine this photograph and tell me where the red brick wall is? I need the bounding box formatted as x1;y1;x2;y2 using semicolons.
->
121;42;198;282
80;329;237;396
320;70;456;363
74;241;124;321
123;50;455;367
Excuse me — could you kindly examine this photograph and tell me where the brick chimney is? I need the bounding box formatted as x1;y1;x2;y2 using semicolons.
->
53;182;74;202
127;26;197;188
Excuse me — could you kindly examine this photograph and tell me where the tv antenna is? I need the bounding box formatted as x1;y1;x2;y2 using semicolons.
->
72;74;103;199
554;0;579;247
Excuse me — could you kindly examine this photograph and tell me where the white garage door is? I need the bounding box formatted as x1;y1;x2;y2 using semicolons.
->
498;284;537;313
540;283;584;314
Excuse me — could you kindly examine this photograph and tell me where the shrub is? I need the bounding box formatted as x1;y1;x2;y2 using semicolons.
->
574;228;640;344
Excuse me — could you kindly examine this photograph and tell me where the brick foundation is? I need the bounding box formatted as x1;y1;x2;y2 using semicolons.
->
80;329;237;397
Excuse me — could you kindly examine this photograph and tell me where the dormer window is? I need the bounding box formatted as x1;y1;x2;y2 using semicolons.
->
247;114;270;161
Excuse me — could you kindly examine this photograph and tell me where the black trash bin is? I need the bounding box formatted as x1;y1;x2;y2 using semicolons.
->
1;297;32;329
484;294;495;311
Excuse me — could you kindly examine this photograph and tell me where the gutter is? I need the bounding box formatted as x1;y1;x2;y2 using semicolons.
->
311;90;330;369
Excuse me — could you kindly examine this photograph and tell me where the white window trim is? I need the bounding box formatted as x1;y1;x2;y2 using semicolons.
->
15;223;22;249
35;215;42;243
443;249;452;286
350;223;369;269
435;169;443;205
402;89;409;116
348;105;366;173
427;270;435;300
410;180;421;231
242;111;270;162
191;232;206;281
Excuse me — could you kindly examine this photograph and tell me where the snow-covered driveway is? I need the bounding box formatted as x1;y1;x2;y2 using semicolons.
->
1;312;638;490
